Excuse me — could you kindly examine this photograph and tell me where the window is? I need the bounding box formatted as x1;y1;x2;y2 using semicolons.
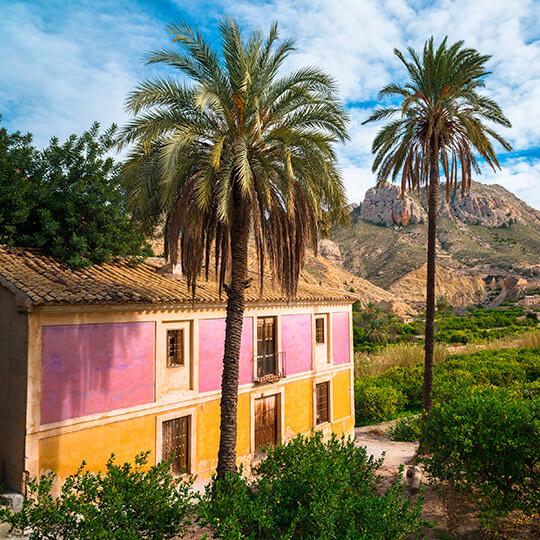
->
162;416;190;474
257;317;277;378
315;317;326;344
315;382;330;425
167;329;184;367
254;395;278;455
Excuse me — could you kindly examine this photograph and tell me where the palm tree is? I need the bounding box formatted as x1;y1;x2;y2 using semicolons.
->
364;37;511;411
118;19;349;477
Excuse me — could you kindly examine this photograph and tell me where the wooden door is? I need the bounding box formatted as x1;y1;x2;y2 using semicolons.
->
162;416;190;474
254;394;278;455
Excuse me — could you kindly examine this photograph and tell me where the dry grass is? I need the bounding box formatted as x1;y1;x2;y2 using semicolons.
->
354;342;448;378
450;328;540;355
355;329;540;378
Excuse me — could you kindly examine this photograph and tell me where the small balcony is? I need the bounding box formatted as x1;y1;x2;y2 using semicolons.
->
253;351;286;384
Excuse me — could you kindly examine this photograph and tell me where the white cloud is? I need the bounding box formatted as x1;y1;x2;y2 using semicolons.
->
0;1;164;146
228;0;540;208
480;159;540;210
1;0;539;209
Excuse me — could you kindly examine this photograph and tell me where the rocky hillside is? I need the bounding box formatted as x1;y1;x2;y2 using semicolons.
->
332;181;540;290
389;264;486;308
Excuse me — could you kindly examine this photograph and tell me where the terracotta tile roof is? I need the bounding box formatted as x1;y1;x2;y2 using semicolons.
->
0;247;356;308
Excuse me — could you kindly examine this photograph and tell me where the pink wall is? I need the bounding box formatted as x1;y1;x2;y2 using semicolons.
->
198;317;253;392
332;312;351;365
281;314;312;375
41;322;155;425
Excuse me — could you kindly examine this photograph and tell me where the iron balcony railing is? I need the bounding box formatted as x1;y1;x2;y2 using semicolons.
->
253;351;286;384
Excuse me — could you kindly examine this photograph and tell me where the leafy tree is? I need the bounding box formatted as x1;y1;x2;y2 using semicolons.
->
118;20;349;477
364;37;511;410
0;452;194;540
198;432;428;539
0;121;151;267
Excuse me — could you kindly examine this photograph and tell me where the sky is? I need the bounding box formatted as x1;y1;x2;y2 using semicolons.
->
1;0;540;208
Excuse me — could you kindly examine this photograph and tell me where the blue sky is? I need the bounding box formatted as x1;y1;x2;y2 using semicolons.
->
2;0;540;208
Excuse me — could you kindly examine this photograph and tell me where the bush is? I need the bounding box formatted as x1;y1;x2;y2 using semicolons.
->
354;379;406;425
420;387;540;524
198;432;428;539
387;416;422;442
0;452;193;539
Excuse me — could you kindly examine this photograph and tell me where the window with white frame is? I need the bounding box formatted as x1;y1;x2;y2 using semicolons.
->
167;329;185;367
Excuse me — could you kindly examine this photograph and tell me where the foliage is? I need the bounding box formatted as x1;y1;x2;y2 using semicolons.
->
387;416;422;442
198;432;427;539
390;307;539;345
354;345;540;425
118;19;349;298
420;387;540;524
354;379;407;425
0;122;152;267
0;452;193;540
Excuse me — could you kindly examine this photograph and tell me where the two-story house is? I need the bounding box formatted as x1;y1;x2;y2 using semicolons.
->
0;247;355;492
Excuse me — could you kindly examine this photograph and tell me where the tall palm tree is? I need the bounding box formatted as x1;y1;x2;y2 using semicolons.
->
118;19;349;477
364;37;511;411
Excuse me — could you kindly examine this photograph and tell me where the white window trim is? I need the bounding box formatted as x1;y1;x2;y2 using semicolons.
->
155;407;197;476
162;321;192;369
250;386;285;455
313;375;333;428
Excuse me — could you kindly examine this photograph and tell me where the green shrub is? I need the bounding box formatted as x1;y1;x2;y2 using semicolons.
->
421;387;540;525
0;452;193;539
354;379;406;425
198;432;428;539
378;364;424;404
387;416;422;442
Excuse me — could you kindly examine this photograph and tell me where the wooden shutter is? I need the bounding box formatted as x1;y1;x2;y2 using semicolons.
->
316;382;329;424
167;329;184;366
254;395;278;454
162;416;190;474
257;317;277;377
315;317;325;344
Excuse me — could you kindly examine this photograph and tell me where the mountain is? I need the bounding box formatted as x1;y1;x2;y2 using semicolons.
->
331;181;540;291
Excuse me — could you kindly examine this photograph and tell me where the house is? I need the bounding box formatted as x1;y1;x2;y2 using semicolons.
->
522;295;540;308
0;247;356;493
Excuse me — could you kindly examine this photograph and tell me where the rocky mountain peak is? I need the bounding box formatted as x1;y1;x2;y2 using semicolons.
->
355;181;540;229
357;183;426;227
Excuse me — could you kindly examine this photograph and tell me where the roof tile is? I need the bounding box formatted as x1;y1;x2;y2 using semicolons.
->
0;247;355;307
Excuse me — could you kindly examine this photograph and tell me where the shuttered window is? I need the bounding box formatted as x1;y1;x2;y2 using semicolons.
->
316;382;330;425
315;317;325;344
257;317;277;377
254;395;278;455
162;416;190;474
167;329;184;366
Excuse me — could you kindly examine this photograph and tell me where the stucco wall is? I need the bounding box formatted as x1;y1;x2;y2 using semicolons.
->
41;322;155;424
0;287;28;491
281;314;312;374
198;317;253;392
37;371;354;483
331;312;351;365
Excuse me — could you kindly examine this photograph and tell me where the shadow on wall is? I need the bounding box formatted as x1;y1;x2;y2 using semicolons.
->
40;322;156;475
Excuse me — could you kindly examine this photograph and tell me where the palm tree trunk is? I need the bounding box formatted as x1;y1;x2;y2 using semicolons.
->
216;185;250;479
423;144;439;412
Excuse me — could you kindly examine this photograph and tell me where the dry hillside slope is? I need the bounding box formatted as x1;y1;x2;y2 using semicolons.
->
389;264;486;308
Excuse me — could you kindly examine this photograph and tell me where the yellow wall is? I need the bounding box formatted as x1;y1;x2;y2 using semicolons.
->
332;370;351;421
38;371;354;481
284;378;313;436
39;416;155;478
